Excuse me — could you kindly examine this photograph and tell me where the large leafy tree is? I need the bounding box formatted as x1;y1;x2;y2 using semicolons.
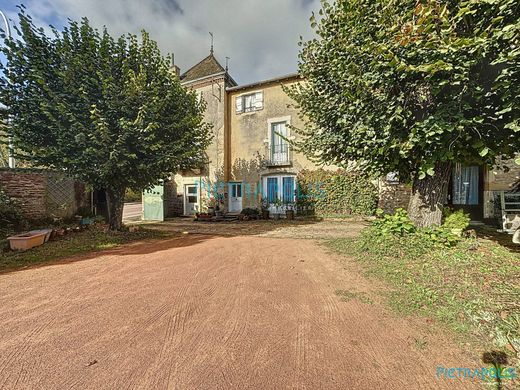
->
287;0;519;226
0;8;210;229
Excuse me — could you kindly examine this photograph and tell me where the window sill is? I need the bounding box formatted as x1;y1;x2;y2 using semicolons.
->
236;108;263;115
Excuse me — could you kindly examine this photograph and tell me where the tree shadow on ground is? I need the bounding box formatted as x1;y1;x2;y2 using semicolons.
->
474;225;520;253
0;217;329;275
144;217;326;238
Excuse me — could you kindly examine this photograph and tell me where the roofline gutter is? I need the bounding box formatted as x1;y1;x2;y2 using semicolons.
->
226;73;300;92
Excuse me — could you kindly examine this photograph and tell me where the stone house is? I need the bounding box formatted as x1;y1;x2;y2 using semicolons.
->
379;163;520;227
171;51;327;216
171;51;520;225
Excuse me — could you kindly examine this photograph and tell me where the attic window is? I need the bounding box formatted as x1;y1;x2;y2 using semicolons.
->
236;92;263;113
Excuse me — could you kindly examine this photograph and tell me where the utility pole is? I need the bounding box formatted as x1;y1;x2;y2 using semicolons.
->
0;9;15;168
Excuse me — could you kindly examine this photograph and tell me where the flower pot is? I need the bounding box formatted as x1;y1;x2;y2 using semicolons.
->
286;210;295;220
80;217;93;226
513;229;520;244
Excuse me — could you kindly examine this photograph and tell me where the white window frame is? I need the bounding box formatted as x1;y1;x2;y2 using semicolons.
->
183;183;200;216
262;174;297;210
265;116;292;164
235;90;263;114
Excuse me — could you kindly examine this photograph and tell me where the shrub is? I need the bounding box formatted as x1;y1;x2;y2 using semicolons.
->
0;186;27;238
124;189;142;203
443;209;471;231
296;169;378;217
417;226;460;247
240;207;259;216
372;208;416;236
372;208;460;247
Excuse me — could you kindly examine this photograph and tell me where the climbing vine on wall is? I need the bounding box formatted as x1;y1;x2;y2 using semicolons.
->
297;169;378;217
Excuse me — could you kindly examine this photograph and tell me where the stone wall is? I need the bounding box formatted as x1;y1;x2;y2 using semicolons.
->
164;180;183;217
0;169;87;220
378;179;411;214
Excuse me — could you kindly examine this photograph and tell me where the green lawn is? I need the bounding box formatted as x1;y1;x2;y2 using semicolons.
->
0;226;171;273
327;230;519;378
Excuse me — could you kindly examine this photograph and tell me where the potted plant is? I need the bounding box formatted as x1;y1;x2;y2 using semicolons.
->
206;197;217;215
214;193;224;217
240;208;259;221
261;197;270;220
285;202;295;220
272;197;283;220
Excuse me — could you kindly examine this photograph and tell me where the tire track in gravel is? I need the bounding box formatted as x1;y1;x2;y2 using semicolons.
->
183;239;252;390
0;234;481;390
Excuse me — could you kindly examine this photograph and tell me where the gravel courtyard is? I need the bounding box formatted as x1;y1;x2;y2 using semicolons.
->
0;220;480;389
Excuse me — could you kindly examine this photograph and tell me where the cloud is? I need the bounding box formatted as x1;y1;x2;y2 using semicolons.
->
2;0;320;84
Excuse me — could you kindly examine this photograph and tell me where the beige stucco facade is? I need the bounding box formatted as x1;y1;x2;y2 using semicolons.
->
173;53;519;221
226;76;327;209
171;54;330;215
170;55;235;216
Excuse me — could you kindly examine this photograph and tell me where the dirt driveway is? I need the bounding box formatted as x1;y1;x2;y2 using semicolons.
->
0;221;480;389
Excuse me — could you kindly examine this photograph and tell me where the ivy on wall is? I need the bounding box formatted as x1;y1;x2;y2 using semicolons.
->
297;169;378;217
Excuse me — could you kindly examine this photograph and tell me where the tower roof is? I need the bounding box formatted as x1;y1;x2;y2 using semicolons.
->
180;53;230;83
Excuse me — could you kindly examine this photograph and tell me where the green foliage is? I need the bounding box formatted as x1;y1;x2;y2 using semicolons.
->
443;208;471;230
0;141;8;168
296;169;378;216
0;185;27;238
0;7;210;228
372;208;415;236
373;208;460;246
287;0;520;181
0;226;171;272
328;232;520;362
124;189;142;203
240;207;259;216
417;226;460;247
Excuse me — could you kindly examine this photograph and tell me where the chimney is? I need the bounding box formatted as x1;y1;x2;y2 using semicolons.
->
171;52;181;77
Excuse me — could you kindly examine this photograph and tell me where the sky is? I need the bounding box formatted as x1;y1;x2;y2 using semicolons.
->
0;0;320;85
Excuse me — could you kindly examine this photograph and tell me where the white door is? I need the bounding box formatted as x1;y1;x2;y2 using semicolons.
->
228;182;242;212
184;184;199;215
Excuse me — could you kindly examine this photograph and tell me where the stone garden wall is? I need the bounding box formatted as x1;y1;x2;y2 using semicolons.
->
0;168;87;220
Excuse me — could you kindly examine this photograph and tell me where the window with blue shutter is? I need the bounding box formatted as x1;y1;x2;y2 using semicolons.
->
282;177;295;203
267;178;278;203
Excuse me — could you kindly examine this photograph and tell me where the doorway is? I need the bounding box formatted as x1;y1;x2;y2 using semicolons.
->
228;182;242;213
448;164;483;220
184;184;199;215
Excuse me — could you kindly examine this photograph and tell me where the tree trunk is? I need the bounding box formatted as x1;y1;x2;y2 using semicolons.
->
106;188;126;231
408;162;452;228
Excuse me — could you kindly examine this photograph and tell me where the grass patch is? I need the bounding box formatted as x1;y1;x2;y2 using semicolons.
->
327;228;520;368
0;226;171;273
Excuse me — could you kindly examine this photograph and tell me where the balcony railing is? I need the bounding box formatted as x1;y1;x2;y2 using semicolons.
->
267;144;292;166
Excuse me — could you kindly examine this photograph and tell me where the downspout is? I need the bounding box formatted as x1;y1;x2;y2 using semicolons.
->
223;79;231;213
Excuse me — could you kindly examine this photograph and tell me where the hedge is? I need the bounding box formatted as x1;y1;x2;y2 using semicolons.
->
296;169;378;217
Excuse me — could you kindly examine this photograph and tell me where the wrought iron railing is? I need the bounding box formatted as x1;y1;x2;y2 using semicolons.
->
267;144;291;166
